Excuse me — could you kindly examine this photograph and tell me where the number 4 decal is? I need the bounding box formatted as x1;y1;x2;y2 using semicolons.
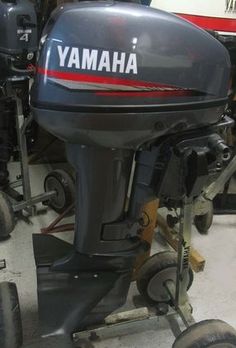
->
19;33;29;42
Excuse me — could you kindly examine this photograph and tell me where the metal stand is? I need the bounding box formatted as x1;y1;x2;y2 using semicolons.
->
73;308;172;342
204;154;236;201
166;198;195;328
160;153;236;333
195;154;236;215
4;93;56;216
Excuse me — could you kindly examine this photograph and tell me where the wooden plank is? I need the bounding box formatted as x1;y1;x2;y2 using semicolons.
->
157;213;206;273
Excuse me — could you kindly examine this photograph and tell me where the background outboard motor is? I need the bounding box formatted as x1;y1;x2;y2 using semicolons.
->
31;1;231;338
0;0;38;187
0;0;37;79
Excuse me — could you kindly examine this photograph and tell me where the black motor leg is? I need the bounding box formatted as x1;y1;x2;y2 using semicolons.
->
66;144;141;255
33;145;147;337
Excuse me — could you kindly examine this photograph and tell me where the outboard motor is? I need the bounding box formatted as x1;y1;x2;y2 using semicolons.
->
0;0;37;186
0;0;37;79
31;1;232;338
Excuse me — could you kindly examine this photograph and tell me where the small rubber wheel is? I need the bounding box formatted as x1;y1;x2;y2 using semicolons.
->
173;319;236;348
136;251;193;305
0;282;23;348
44;170;75;214
194;201;213;234
0;191;15;239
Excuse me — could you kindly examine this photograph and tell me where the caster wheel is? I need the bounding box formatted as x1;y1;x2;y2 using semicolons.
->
0;282;23;348
173;319;236;347
44;169;75;214
136;251;193;305
194;201;213;234
0;191;15;239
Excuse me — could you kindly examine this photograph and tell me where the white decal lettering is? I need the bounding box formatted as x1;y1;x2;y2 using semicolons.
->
68;47;80;68
82;49;98;70
226;0;236;12
57;45;70;67
98;51;111;72
112;52;126;73
57;45;138;75
19;33;29;42
125;53;137;74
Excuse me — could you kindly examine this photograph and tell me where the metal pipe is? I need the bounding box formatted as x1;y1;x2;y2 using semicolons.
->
12;190;56;212
204;154;236;201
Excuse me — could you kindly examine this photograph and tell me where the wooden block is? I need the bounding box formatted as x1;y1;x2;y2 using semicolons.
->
105;308;149;325
189;249;206;273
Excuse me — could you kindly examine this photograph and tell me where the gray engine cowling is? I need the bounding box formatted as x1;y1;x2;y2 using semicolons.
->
31;1;231;148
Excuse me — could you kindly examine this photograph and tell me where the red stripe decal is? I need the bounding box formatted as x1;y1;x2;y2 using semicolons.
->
176;13;236;33
96;90;194;97
37;67;184;89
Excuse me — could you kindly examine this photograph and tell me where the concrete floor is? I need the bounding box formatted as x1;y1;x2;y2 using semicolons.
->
1;163;236;347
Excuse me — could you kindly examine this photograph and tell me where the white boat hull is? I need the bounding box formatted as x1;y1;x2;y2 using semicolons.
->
151;0;236;35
